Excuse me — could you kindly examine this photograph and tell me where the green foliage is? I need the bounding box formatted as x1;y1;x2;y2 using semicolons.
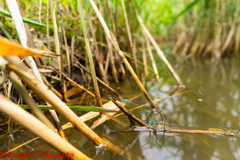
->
19;105;117;112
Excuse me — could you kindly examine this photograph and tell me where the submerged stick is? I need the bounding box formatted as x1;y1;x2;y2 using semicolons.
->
112;126;234;136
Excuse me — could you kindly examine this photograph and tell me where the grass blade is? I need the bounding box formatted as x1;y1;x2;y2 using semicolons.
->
19;105;117;112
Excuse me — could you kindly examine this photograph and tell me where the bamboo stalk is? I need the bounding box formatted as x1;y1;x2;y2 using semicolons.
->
0;94;92;160
77;0;103;108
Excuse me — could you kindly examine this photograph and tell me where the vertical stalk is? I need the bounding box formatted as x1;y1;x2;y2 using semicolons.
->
107;38;119;87
142;42;148;76
120;0;139;76
6;0;67;140
98;1;119;86
130;1;185;87
77;0;103;108
87;13;108;84
87;0;160;111
142;32;160;80
46;0;50;49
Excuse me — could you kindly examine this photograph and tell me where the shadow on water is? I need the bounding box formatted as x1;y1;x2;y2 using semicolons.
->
1;57;240;160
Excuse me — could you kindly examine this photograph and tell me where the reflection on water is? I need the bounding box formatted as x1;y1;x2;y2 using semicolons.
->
1;57;240;160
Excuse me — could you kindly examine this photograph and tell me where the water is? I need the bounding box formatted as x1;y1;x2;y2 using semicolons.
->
1;57;240;159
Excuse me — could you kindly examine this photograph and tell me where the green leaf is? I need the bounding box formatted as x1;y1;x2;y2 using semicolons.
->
19;105;117;112
0;8;82;41
173;0;200;21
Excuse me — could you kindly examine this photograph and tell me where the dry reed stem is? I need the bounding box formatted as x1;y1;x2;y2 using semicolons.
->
235;27;240;54
62;101;120;130
142;32;160;80
90;106;122;129
120;0;139;76
45;66;96;98
70;36;75;78
9;71;56;131
46;0;50;49
96;1;120;86
62;28;72;80
106;1;125;78
114;91;191;118
107;38;120;86
109;95;150;127
5;56;103;145
88;0;160;112
6;0;66;140
41;74;63;99
221;25;235;53
104;51;110;75
0;94;92;160
87;14;108;84
7;101;123;154
142;42;148;76
78;0;103;108
130;1;185;87
74;60;121;97
114;126;234;136
5;56;123;154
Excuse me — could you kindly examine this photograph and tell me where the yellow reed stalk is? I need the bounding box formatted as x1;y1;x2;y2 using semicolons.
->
142;31;160;80
9;71;56;131
142;42;148;76
5;56;122;154
87;0;159;111
130;1;184;87
77;0;103;108
0;94;91;160
120;0;139;76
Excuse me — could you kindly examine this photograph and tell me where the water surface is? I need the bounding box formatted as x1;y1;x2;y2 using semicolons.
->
1;57;240;160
